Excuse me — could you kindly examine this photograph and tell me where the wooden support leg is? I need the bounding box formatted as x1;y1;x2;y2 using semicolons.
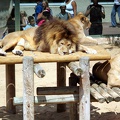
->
6;64;16;114
23;56;34;120
57;62;66;112
79;57;90;120
69;73;78;120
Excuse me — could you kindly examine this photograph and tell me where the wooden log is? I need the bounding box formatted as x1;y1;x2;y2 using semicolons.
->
34;63;45;78
69;74;78;120
37;86;79;95
100;83;120;102
112;87;120;96
67;62;82;76
6;64;16;114
0;46;111;64
90;86;105;103
92;83;113;103
79;57;90;120
23;56;34;120
13;94;79;105
57;62;66;112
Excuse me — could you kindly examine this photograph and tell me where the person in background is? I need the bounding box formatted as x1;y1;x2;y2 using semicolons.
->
42;0;53;19
34;0;43;23
23;16;38;30
37;9;50;26
85;0;105;35
20;11;28;30
64;0;77;17
110;0;120;27
56;3;71;20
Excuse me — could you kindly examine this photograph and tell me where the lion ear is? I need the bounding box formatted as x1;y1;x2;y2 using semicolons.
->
81;16;86;24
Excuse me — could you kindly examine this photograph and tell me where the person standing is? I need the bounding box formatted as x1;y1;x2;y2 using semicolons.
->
56;3;71;20
110;0;120;27
42;0;53;19
85;0;105;35
34;0;43;23
20;11;28;30
64;0;77;17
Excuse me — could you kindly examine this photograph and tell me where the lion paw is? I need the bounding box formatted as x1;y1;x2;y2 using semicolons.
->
12;49;23;56
0;49;6;56
85;48;97;54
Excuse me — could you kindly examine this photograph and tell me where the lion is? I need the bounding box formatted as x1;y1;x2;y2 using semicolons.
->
68;12;98;54
92;54;120;88
0;18;79;56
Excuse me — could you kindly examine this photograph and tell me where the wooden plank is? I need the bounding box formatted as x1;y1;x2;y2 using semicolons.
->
23;56;34;120
112;87;120;96
69;74;78;120
90;86;105;103
34;63;46;78
67;62;82;76
57;62;66;112
79;57;90;120
0;46;111;64
37;86;79;95
92;83;113;103
6;64;16;113
13;94;79;105
100;83;120;102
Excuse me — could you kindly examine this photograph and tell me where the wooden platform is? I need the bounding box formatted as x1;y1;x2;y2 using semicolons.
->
0;45;111;119
0;45;111;64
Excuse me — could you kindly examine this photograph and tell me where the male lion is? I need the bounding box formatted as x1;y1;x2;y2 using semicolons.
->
68;12;98;54
0;18;79;56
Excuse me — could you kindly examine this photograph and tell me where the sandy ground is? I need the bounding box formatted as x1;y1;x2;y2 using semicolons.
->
0;43;120;120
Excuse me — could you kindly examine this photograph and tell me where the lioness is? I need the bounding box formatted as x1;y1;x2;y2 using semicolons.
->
68;12;98;54
0;18;79;56
92;54;120;88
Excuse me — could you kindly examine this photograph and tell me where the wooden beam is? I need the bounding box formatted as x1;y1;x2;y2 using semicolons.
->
14;0;20;31
6;64;16;113
79;57;90;120
34;63;46;78
23;56;34;120
67;62;82;76
13;94;79;105
37;86;79;95
57;62;66;112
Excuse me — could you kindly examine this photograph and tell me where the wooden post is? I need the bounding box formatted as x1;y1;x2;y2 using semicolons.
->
6;64;16;113
67;62;82;76
79;57;90;120
57;62;66;112
23;56;34;120
34;64;46;78
69;73;78;120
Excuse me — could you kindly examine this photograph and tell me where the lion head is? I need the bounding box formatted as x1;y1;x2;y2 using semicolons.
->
77;12;91;29
34;18;79;55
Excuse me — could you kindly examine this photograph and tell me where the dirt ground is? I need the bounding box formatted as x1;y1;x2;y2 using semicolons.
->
0;43;120;120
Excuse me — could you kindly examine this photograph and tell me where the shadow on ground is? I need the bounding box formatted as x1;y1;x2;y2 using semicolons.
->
0;104;120;120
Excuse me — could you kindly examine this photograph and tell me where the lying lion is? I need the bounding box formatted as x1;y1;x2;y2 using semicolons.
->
68;12;98;54
0;18;79;56
92;54;120;88
0;12;97;56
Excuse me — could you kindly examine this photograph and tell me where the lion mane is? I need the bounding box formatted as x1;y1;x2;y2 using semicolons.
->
33;18;79;55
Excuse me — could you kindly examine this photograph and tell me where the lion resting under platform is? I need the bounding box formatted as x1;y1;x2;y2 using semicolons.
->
92;54;120;88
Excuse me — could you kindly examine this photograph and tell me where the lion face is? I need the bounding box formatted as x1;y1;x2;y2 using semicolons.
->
78;12;91;29
57;39;73;55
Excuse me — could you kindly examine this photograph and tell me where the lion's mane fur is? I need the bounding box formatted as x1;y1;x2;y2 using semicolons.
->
33;18;79;46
